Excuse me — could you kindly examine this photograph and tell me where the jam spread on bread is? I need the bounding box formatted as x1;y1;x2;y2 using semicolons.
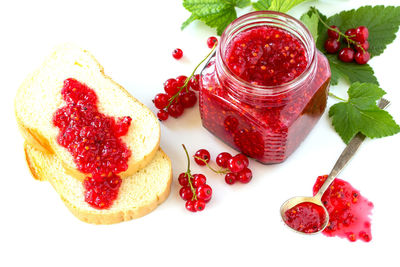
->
53;78;132;209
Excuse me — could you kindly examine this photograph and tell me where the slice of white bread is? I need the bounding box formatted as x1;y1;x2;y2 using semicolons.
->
24;143;172;224
15;43;160;181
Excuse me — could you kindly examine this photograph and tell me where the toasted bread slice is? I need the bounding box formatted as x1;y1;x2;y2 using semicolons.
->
24;143;172;224
15;43;160;180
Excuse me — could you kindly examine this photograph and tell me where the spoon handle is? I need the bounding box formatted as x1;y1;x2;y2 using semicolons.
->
314;98;390;200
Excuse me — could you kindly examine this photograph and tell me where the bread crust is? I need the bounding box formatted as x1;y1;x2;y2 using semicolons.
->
15;44;160;181
24;143;172;225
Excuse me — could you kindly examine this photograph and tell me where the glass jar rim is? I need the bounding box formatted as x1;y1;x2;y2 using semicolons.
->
217;10;317;97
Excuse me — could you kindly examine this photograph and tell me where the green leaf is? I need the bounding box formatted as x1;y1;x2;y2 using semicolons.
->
329;82;400;143
268;0;308;13
300;12;319;41
252;0;272;11
313;6;400;58
324;6;400;58
307;6;400;85
181;14;198;30
234;0;251;8
253;0;308;12
326;54;378;86
182;0;249;35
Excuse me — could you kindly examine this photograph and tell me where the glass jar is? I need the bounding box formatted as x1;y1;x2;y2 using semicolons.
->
199;11;331;164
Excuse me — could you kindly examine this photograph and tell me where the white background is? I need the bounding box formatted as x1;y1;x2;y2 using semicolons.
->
1;0;399;266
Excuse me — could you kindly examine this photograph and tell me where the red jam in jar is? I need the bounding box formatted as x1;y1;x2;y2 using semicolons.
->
53;78;132;209
199;11;331;163
284;202;327;234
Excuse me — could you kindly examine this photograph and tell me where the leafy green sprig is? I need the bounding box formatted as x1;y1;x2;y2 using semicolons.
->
329;83;400;143
181;0;308;35
301;5;400;85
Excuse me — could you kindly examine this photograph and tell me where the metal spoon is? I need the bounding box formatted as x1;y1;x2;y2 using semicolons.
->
280;98;390;235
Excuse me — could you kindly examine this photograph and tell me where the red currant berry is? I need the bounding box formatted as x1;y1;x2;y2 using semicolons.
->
188;74;200;91
324;38;341;54
216;152;232;168
185;200;197;212
172;48;183;60
164;78;179;96
180;91;197;108
225;173;237;185
237;168;252;184
355;41;369;52
196;184;212;202
327;25;340;39
178;173;190;186
354;51;370;65
157;110;169;121
192;174;207;188
338;48;355;63
207;36;218;48
228;155;247;173
194;200;206;211
167;103;184;118
176;75;187;88
179;186;193;201
153;93;169;109
355;26;369;43
345;28;357;39
235;154;249;168
194;149;211;166
359;231;371;242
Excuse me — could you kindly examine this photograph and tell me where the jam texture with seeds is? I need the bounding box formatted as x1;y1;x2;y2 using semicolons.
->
53;78;132;209
199;25;330;163
225;27;307;86
284;202;326;234
313;175;373;242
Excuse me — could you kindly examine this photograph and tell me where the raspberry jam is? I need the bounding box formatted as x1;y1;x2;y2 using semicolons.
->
284;202;327;234
199;11;331;163
53;78;132;209
313;175;373;242
225;27;307;86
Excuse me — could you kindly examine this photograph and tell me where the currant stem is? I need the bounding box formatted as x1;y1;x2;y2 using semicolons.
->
329;92;347;102
166;43;218;109
194;156;230;174
312;7;365;53
182;144;197;201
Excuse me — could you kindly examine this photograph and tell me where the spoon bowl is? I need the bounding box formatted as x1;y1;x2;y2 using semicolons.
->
280;196;329;234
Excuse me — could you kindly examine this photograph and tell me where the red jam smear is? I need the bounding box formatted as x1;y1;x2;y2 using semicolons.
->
200;26;330;164
83;173;122;209
313;175;373;242
225;27;307;86
53;78;132;209
284;202;327;234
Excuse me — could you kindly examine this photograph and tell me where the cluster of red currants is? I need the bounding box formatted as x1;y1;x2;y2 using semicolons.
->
179;145;254;212
152;74;200;121
178;173;212;212
158;37;219;121
179;145;213;212
194;149;253;185
324;25;370;64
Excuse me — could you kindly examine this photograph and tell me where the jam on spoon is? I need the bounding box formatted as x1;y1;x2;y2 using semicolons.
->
281;98;389;237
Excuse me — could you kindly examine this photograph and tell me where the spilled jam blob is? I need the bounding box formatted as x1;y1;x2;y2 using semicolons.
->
313;175;373;242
